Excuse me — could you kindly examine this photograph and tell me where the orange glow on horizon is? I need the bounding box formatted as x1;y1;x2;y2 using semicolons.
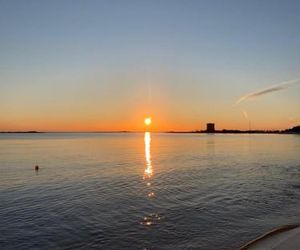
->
0;110;294;132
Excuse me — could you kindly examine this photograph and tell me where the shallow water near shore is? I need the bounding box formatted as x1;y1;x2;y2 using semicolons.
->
0;133;299;249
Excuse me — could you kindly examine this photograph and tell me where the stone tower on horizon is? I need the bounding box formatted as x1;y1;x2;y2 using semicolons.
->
206;123;215;133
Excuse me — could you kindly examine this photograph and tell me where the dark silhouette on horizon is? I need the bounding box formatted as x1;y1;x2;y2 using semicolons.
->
1;126;300;134
284;125;300;133
206;123;215;133
168;125;300;134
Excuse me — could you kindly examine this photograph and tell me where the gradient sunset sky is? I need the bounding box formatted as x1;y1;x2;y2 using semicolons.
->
1;0;300;131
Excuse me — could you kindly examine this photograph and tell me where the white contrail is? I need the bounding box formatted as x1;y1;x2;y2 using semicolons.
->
242;110;249;120
241;109;251;130
236;78;300;105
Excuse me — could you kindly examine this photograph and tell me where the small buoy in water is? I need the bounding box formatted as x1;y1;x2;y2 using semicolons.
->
35;165;39;171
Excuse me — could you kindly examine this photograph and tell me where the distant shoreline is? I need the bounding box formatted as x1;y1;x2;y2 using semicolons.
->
1;125;299;134
167;130;300;134
0;131;42;133
0;130;299;134
168;125;300;134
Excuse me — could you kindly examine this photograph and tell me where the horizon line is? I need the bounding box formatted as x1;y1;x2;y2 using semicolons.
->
1;125;299;134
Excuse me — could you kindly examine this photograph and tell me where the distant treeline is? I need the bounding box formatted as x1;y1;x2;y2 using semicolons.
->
1;126;300;134
283;125;300;133
168;125;300;134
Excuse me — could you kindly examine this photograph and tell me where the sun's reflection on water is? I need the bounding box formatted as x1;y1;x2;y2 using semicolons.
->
143;132;154;198
140;132;162;227
144;132;152;179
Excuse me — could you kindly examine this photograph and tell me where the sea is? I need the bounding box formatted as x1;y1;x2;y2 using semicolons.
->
0;132;299;250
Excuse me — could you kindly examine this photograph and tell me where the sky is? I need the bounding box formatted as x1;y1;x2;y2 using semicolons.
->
1;0;300;131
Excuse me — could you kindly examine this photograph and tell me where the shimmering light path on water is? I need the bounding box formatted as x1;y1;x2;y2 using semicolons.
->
0;133;299;249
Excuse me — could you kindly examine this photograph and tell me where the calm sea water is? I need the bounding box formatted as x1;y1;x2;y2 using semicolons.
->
0;133;299;250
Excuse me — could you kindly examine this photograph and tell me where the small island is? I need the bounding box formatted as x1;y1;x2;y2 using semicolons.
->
0;131;41;133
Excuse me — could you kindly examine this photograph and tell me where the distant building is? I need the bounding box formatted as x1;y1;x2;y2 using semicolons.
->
206;123;215;133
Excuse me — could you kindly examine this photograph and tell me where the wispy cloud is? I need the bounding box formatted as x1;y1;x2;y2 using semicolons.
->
235;78;300;105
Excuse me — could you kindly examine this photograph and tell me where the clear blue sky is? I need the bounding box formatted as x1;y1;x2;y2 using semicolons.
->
1;0;300;131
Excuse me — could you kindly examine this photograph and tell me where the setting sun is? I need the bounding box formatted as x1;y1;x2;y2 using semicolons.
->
144;117;152;126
